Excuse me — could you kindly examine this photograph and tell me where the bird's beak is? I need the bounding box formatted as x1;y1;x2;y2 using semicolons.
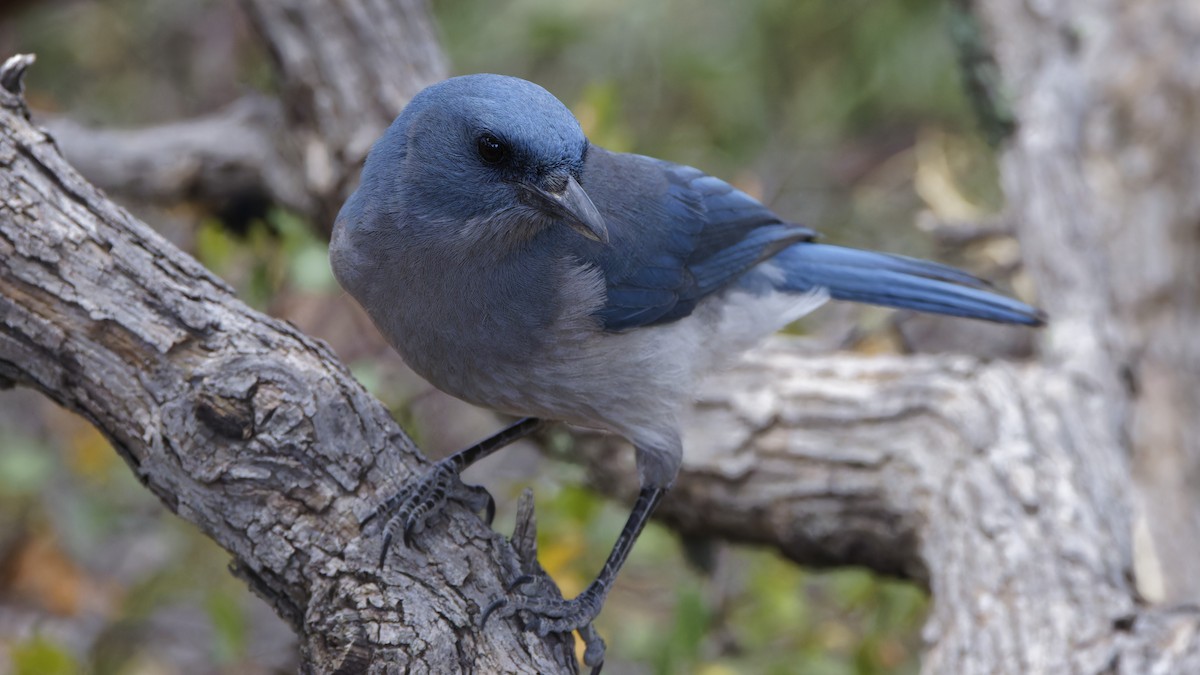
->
524;174;609;244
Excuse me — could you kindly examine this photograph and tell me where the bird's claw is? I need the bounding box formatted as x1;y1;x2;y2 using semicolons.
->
363;458;495;565
480;580;607;671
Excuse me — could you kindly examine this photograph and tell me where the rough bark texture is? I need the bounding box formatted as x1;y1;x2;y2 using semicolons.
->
0;56;574;674
3;0;1200;671
579;342;1200;673
972;0;1200;607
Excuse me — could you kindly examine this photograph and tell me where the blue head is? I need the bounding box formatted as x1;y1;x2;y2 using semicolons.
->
344;74;607;251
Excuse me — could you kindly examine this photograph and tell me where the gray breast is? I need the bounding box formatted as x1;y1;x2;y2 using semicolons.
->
371;238;608;410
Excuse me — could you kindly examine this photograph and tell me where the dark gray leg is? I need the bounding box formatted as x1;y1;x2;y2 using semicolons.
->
364;417;546;564
481;486;667;669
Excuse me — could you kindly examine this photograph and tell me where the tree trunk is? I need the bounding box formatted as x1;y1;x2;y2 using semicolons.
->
577;342;1200;673
241;0;447;227
970;0;1200;607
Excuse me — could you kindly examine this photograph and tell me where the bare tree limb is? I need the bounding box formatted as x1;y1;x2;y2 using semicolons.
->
43;96;311;220
915;211;1015;247
36;0;447;229
0;57;575;674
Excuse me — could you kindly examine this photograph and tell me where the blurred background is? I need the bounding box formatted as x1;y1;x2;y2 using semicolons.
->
0;0;1036;673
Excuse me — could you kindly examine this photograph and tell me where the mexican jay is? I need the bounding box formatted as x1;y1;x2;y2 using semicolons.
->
330;73;1042;665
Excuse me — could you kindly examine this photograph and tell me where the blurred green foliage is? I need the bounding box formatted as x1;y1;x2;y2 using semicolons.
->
435;0;1001;254
196;207;339;309
0;435;55;498
12;0;267;124
0;0;1010;672
11;635;78;675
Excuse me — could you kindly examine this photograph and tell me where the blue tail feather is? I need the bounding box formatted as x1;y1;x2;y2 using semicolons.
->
774;244;1045;326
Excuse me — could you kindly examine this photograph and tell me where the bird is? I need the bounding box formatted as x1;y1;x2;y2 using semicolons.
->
330;73;1043;668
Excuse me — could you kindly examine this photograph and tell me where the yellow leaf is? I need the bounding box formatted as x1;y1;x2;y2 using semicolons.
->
538;530;586;599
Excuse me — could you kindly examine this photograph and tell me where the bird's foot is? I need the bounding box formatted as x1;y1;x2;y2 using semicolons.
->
481;578;608;671
361;457;494;564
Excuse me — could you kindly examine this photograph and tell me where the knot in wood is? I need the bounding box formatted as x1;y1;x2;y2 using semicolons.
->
311;609;374;675
196;389;255;440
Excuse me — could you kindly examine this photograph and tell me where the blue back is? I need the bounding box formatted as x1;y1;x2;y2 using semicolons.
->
568;147;1043;330
568;148;815;331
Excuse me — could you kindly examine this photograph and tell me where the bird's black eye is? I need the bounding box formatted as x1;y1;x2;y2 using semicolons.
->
476;134;508;165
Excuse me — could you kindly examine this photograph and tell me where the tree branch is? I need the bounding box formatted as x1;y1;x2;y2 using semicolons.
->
43;96;311;221
576;340;1200;671
37;0;448;230
0;57;574;674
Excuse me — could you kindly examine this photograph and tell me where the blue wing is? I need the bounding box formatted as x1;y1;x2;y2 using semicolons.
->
572;148;815;332
568;147;1044;332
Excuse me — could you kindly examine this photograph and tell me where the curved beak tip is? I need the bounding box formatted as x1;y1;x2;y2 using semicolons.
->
547;175;609;244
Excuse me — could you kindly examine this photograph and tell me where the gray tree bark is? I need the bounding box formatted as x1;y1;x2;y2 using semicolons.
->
0;54;575;674
578;343;1200;673
3;0;1200;672
241;0;446;226
971;0;1200;608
